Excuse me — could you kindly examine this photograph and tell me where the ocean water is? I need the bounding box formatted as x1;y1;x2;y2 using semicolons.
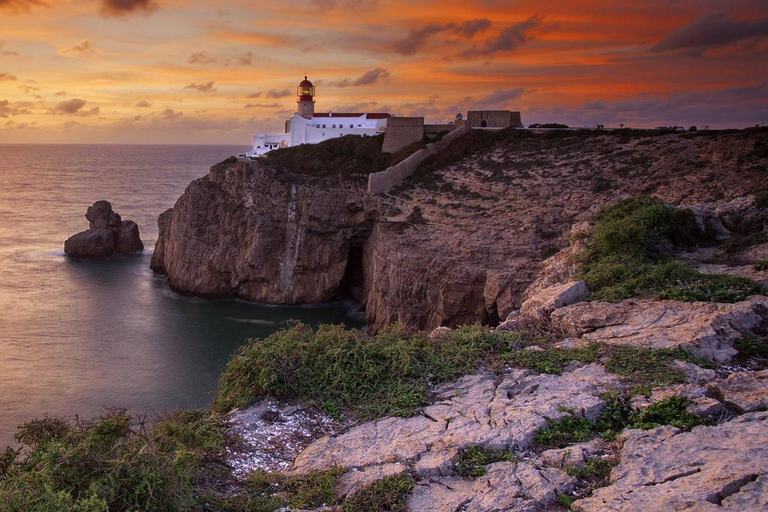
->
0;145;365;448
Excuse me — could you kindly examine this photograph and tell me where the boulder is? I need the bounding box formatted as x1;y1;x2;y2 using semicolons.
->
550;296;768;363
520;280;589;321
64;228;115;259
716;370;768;413
407;462;575;512
573;412;768;511
115;221;144;253
291;365;619;477
65;201;143;259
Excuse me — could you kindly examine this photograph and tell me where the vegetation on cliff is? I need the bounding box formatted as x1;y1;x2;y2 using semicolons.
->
581;197;765;302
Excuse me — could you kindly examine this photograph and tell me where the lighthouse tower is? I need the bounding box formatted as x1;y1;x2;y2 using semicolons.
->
297;76;315;117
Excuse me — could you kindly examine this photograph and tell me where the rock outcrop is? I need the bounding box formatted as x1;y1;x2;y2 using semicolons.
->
573;412;768;511
64;201;143;259
152;130;768;333
550;295;768;363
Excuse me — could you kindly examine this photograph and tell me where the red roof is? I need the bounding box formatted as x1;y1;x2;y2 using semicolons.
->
299;76;313;86
312;113;391;119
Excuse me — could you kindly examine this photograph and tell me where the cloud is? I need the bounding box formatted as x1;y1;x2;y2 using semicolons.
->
159;108;182;120
393;18;493;55
311;0;377;12
651;13;768;54
135;100;152;108
63;40;95;56
245;103;280;108
265;88;291;98
238;52;254;66
101;0;158;17
18;84;40;93
245;91;263;99
0;0;45;13
0;72;17;81
54;98;87;114
188;51;216;65
474;88;532;108
466;14;544;56
54;90;67;96
0;99;34;117
0;42;20;56
330;67;390;87
184;81;216;93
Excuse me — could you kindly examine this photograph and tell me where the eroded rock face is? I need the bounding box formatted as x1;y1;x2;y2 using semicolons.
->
64;201;143;259
550;296;768;363
152;131;768;333
291;364;619;477
573;412;768;511
408;462;575;512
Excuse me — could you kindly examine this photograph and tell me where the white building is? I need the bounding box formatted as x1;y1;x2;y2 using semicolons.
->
246;76;390;157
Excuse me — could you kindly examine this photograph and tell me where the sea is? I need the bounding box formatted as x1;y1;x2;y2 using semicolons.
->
0;144;365;448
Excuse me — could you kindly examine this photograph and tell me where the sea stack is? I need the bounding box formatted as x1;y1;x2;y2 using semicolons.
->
64;200;144;259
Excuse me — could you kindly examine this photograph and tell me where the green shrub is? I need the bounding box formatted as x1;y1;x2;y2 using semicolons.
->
341;473;414;512
735;335;768;360
604;346;712;394
534;415;593;449
505;343;600;375
631;396;708;431
0;409;226;511
455;446;518;477
581;196;765;302
213;323;519;420
564;457;617;481
755;260;768;271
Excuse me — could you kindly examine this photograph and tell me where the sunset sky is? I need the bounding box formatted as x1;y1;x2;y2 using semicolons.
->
0;0;767;144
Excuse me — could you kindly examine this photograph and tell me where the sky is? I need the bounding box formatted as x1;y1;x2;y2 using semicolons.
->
0;0;767;144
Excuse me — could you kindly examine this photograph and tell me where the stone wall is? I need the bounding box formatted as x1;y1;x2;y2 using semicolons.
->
368;126;472;194
382;117;425;154
467;110;524;129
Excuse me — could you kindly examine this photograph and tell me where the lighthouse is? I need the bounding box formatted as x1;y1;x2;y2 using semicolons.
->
297;76;315;117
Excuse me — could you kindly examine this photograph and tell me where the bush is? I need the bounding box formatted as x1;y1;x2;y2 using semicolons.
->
755;260;768;271
504;343;600;375
582;197;765;302
341;474;414;512
534;415;593;449
0;409;227;511
455;446;518;477
604;346;712;394
213;323;520;420
631;396;708;431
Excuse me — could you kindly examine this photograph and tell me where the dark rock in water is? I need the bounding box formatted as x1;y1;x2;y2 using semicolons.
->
64;201;143;259
86;200;121;230
115;220;144;253
64;228;116;259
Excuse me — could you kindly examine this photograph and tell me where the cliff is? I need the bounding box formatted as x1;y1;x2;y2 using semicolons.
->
151;129;768;332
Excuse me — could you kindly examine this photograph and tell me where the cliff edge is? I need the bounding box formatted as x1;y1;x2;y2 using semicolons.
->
151;129;768;333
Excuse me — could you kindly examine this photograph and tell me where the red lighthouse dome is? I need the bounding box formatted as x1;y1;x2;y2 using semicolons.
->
297;76;315;102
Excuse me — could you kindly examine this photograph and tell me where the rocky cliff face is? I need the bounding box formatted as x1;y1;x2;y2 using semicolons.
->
152;130;768;332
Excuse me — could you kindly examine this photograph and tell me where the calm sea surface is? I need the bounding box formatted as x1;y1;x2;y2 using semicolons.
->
0;145;365;447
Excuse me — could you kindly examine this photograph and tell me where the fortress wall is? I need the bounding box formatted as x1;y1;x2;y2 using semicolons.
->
368;125;472;195
424;124;455;136
467;110;524;129
382;117;425;154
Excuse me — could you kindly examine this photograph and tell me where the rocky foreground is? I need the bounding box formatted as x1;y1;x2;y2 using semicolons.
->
151;129;768;334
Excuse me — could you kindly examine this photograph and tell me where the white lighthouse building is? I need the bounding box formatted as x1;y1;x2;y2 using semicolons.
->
246;76;390;157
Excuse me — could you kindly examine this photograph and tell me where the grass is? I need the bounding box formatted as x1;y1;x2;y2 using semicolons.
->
534;415;593;449
340;474;414;512
221;467;346;510
631;396;708;431
504;343;601;375
213;323;521;421
455;446;519;477
0;409;227;511
604;346;713;395
564;458;617;481
581;197;766;302
756;260;768;271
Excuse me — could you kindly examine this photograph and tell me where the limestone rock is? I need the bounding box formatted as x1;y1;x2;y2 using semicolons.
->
539;438;608;470
115;221;144;254
671;360;718;385
550;296;768;363
520;280;589;321
716;370;768;413
65;201;143;259
291;365;619;476
695;263;768;288
573;412;768;511
64;228;115;259
335;463;407;500
744;242;768;264
408;462;575;512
